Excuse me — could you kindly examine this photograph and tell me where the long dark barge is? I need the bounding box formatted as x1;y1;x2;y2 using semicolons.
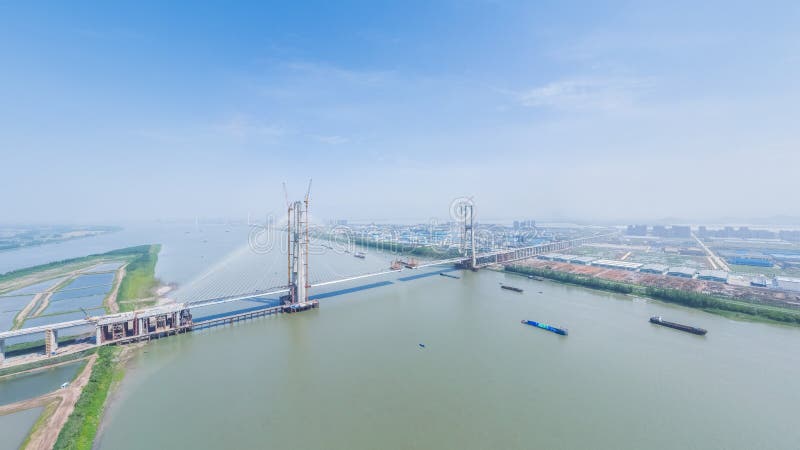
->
521;319;568;336
439;272;461;279
649;316;707;335
501;284;523;293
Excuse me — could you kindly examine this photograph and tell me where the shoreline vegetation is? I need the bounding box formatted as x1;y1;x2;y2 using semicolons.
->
116;244;161;312
53;347;119;450
505;265;800;327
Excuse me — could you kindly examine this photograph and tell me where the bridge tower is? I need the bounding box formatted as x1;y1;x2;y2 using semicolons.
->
459;202;477;270
285;181;311;304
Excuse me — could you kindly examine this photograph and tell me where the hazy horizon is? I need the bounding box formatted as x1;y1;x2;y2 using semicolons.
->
2;1;798;223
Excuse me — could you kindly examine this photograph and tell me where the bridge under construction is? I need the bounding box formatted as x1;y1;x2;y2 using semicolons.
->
0;191;612;365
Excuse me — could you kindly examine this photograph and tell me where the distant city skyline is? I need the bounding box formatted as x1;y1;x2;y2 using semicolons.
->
2;1;799;223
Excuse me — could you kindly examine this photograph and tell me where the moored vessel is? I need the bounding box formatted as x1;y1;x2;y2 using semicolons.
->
649;316;707;335
501;284;523;293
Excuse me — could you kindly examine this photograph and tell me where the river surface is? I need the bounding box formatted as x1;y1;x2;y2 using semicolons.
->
0;406;43;450
0;361;84;406
95;266;800;449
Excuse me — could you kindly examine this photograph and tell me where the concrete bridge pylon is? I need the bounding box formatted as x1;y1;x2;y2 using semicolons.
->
284;180;311;304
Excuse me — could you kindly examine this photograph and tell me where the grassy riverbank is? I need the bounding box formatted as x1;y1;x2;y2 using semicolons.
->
53;347;120;450
117;244;161;312
505;265;800;327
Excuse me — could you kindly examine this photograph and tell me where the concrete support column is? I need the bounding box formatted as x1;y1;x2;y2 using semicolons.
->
95;325;102;345
0;338;5;364
45;329;58;356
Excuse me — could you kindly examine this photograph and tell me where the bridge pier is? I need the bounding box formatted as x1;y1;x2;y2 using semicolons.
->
0;338;5;364
45;329;58;356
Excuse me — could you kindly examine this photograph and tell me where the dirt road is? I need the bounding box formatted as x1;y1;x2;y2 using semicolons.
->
104;264;128;314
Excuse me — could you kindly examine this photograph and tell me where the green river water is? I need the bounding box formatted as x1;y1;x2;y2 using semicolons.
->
94;269;800;450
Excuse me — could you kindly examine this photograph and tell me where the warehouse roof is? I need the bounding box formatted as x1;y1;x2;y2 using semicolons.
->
698;269;729;281
640;263;668;273
569;256;596;264
592;259;643;270
667;266;697;277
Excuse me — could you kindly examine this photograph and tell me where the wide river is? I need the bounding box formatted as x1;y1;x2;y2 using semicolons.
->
2;224;799;449
95;259;800;449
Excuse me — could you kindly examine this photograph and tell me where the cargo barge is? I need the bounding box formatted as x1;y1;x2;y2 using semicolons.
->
501;284;523;293
521;319;568;336
440;272;461;279
649;316;707;335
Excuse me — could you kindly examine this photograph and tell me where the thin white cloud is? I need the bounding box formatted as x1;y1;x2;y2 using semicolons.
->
214;114;287;139
313;135;349;145
518;77;652;111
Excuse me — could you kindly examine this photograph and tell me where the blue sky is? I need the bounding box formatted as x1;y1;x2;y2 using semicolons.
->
1;1;799;223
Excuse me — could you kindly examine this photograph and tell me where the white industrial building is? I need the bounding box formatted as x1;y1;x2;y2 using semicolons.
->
592;259;643;271
773;276;800;292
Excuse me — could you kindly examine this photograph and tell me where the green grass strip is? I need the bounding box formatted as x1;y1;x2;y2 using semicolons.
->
117;244;161;312
53;346;120;450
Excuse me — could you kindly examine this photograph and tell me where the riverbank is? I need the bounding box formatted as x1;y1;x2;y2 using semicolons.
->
504;264;800;327
116;245;160;312
52;346;124;450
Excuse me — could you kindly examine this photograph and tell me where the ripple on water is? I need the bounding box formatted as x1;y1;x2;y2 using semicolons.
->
0;406;44;450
